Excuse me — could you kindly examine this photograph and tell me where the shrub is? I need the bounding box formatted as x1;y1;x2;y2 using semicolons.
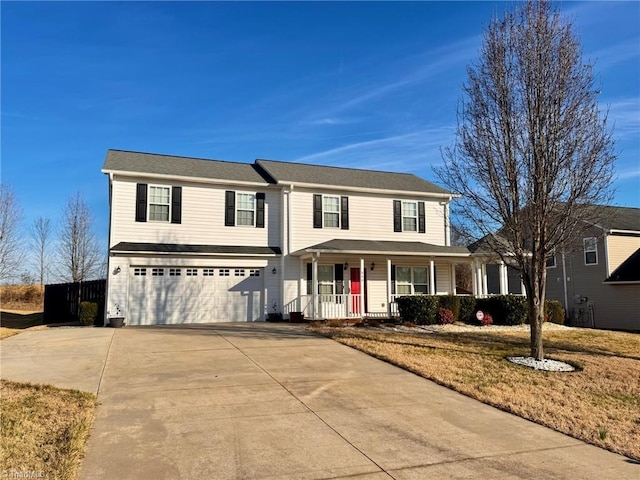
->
396;295;439;325
438;307;455;325
438;295;461;322
476;295;527;325
78;302;98;326
545;300;565;325
458;296;477;324
481;312;493;326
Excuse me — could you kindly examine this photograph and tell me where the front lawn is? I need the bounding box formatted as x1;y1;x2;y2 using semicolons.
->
312;324;640;460
0;379;97;480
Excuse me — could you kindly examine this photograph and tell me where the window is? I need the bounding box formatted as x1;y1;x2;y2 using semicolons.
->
546;251;556;268
318;265;334;295
396;266;428;294
249;269;260;277
133;268;146;276
584;237;598;265
235;269;245;277
237;193;256;226
219;269;230;277
149;186;171;222
169;268;181;276
152;268;164;276
203;268;215;276
186;268;198;276
402;202;417;232
323;196;340;228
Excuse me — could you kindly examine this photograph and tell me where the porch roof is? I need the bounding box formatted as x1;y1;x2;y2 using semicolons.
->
292;239;470;257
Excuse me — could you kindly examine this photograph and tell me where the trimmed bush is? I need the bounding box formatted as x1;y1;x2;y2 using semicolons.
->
438;295;461;322
78;301;98;326
438;307;455;325
458;296;477;324
475;295;527;325
545;300;565;325
396;295;439;325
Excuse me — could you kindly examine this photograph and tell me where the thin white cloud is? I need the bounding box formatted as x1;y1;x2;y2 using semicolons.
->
607;97;640;140
588;40;640;71
617;168;640;181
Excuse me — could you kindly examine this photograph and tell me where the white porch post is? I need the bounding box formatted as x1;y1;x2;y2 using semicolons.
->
387;259;392;317
521;277;526;297
298;260;304;312
450;263;457;295
429;259;436;295
312;255;318;320
359;258;365;317
476;262;484;296
482;263;488;297
471;261;478;296
499;261;507;295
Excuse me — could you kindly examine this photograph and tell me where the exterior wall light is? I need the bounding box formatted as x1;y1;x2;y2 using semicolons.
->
113;266;121;275
272;267;277;274
370;262;375;271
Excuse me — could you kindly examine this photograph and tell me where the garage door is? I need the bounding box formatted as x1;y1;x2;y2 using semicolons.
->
127;267;264;325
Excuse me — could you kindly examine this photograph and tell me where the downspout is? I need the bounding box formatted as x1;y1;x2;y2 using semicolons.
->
444;197;451;246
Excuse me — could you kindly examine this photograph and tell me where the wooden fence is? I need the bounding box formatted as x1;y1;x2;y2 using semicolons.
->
43;279;106;325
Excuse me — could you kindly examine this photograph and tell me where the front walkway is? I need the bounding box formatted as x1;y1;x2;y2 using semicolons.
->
1;324;636;479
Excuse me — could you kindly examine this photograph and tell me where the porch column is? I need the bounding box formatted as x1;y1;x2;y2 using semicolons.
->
481;263;488;297
450;263;457;295
387;259;392;317
499;261;507;295
471;261;478;296
312;255;318;320
359;258;365;317
429;259;436;295
521;277;526;297
298;261;304;312
476;262;484;296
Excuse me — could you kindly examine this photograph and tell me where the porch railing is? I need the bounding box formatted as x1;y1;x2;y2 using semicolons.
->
296;294;364;319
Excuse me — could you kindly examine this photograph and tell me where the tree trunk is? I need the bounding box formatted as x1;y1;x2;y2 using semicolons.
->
529;300;544;360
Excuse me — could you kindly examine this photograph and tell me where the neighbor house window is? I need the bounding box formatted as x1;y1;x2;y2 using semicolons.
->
584;237;598;265
149;186;171;222
237;193;256;226
402;202;418;232
396;266;428;294
323;196;340;228
546;251;556;268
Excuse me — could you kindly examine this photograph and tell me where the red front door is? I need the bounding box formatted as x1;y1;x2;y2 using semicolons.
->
350;268;361;314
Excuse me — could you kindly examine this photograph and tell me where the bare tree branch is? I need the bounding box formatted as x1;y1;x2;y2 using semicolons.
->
31;216;52;286
436;1;615;360
0;184;24;282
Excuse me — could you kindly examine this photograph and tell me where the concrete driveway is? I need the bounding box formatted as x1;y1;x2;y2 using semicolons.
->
1;324;637;479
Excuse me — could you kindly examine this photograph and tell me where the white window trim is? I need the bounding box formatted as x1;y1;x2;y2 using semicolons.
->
318;264;335;295
584;237;598;265
401;201;418;232
148;185;171;223
396;266;428;294
322;195;340;229
236;192;256;227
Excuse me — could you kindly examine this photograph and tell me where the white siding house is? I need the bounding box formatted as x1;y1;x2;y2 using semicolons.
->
102;149;496;325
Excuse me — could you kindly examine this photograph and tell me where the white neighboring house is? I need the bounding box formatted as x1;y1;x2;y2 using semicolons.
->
103;149;501;325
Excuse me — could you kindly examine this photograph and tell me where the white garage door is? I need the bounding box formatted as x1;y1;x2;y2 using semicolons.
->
127;266;264;325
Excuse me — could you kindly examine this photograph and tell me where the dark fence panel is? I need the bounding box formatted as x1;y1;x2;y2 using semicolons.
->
43;279;106;325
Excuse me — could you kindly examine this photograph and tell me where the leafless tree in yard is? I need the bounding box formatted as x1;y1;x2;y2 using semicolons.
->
57;193;102;282
437;0;615;360
31;216;52;286
0;184;24;281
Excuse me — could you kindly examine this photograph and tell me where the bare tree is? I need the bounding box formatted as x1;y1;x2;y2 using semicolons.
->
57;193;102;282
438;0;615;360
31;216;52;286
0;184;24;281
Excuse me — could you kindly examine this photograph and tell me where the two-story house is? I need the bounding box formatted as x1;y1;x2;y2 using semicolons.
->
102;149;477;325
544;205;640;331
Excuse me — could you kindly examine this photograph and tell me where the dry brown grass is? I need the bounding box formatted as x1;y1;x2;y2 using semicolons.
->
312;325;640;460
0;284;44;311
0;379;97;480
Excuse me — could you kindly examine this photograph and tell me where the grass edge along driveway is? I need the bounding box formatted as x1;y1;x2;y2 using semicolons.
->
311;325;640;461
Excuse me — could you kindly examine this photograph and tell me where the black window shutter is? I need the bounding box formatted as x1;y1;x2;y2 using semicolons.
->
256;192;265;228
135;183;147;222
391;265;396;295
335;264;344;294
225;191;235;226
340;196;349;230
418;201;426;233
313;194;322;228
393;200;402;232
171;186;182;224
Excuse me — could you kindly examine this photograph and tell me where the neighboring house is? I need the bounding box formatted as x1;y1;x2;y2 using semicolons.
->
103;149;503;325
545;205;640;331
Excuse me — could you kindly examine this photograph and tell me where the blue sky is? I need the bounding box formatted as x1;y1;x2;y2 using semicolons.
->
2;1;639;250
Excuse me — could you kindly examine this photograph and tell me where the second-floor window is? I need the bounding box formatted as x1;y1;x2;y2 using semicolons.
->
402;202;418;232
584;237;598;265
149;186;170;221
393;200;425;233
313;194;349;230
323;196;340;228
237;193;256;226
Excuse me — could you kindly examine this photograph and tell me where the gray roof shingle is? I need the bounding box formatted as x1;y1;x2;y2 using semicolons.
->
588;205;640;231
103;150;273;184
255;159;451;195
111;242;281;256
292;239;469;256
